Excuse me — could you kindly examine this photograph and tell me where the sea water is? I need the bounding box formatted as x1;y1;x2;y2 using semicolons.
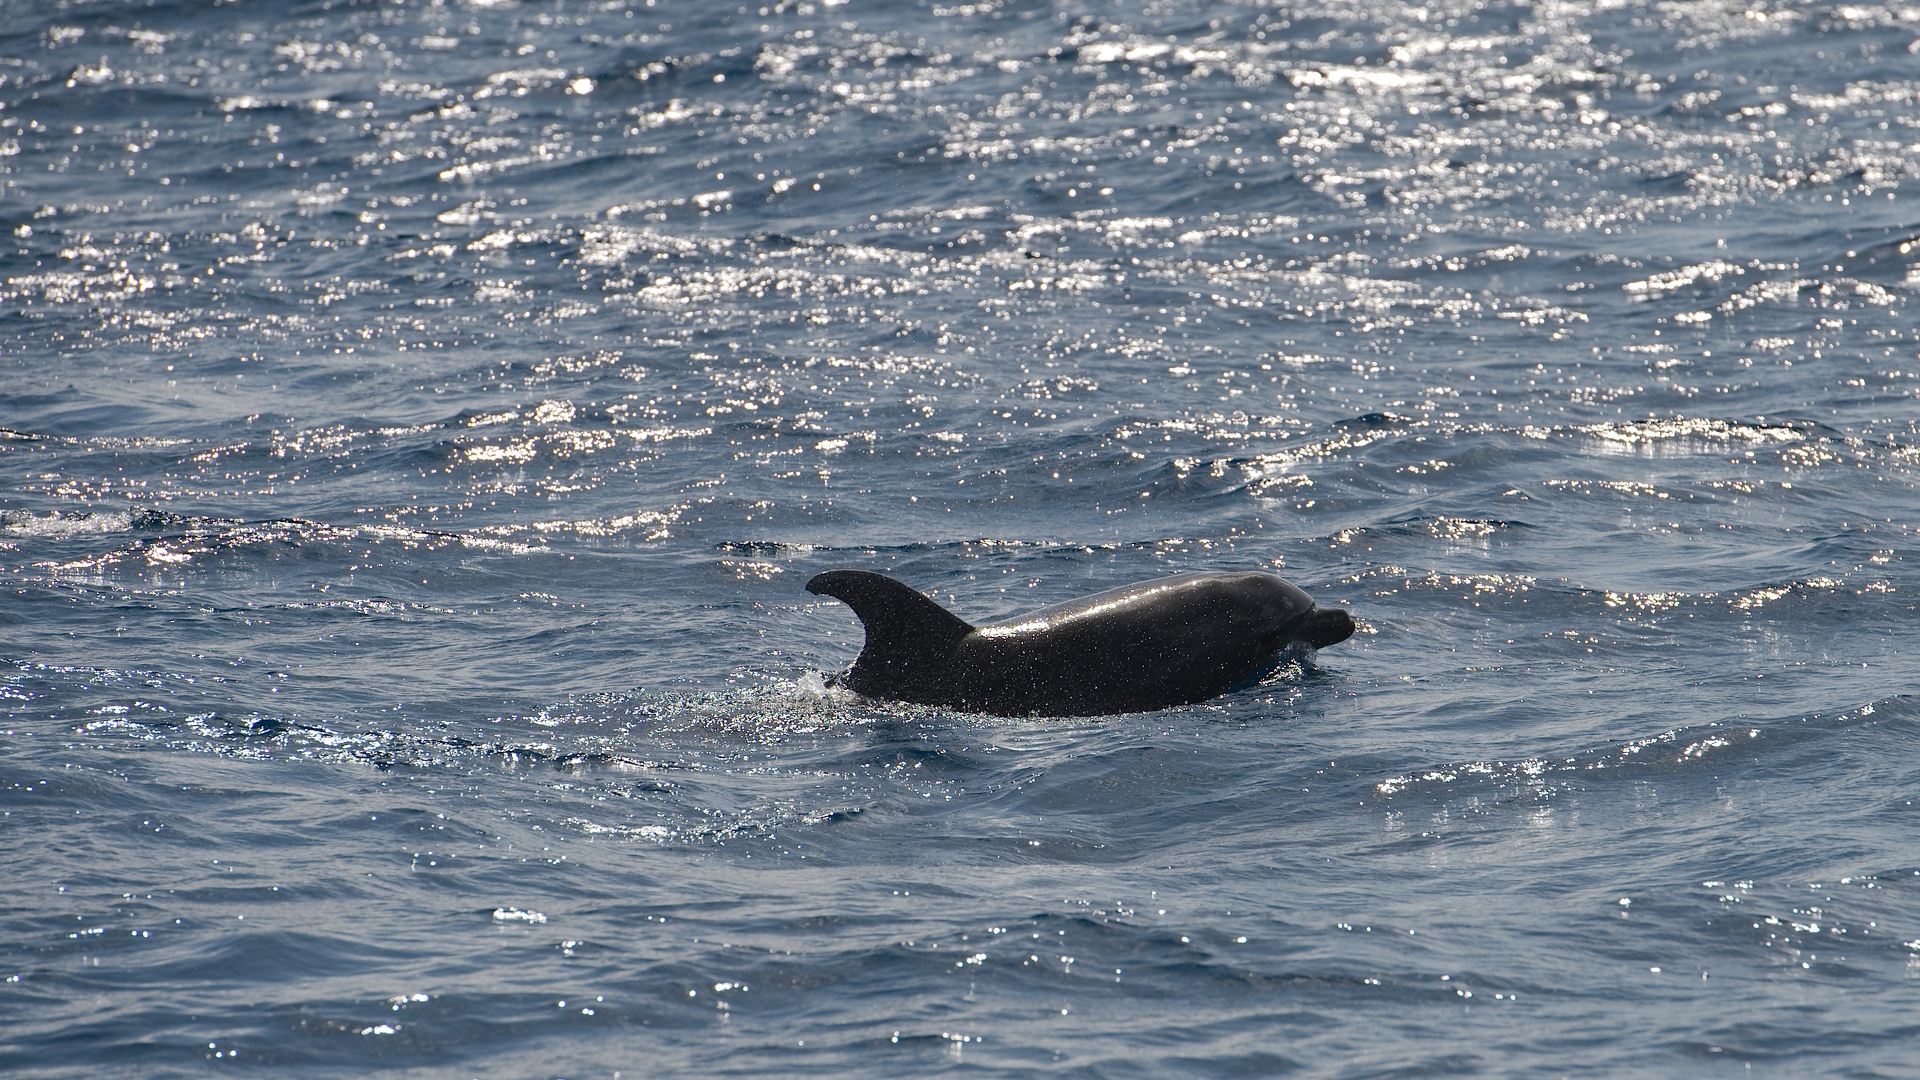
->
3;0;1919;1075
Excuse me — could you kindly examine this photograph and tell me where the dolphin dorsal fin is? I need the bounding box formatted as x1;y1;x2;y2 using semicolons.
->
807;570;973;666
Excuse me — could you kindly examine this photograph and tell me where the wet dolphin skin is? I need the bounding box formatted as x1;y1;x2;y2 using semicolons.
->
808;569;1356;716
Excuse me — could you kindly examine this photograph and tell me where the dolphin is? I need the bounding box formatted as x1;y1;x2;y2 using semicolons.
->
806;569;1355;716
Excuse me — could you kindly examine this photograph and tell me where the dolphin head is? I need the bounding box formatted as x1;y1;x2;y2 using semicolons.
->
1296;604;1357;649
1245;574;1355;651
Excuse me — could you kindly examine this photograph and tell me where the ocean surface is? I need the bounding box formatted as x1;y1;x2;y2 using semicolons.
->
4;0;1920;1075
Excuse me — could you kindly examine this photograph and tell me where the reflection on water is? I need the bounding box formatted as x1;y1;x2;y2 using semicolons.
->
4;0;1920;1074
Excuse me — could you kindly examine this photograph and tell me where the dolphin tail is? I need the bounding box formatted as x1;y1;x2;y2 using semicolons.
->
806;571;975;669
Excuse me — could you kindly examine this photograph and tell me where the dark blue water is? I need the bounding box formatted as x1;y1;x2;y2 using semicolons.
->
5;0;1920;1074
